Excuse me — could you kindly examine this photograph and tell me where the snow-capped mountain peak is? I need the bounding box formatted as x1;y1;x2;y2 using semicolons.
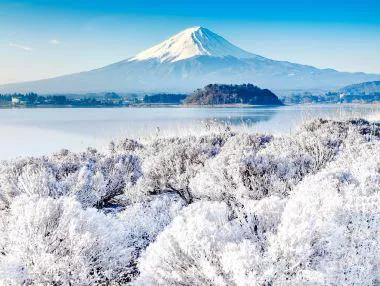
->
1;26;379;94
129;26;255;63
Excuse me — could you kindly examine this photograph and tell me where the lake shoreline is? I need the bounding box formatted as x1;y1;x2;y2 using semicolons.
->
1;102;379;109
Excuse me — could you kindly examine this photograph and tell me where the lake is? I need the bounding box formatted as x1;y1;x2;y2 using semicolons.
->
0;104;379;160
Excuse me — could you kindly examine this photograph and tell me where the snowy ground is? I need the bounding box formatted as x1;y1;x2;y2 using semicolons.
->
0;118;379;285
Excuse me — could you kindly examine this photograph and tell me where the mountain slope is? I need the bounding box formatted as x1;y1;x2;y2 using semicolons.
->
1;27;379;94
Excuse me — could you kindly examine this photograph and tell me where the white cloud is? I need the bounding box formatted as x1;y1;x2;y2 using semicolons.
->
49;39;60;45
9;42;32;51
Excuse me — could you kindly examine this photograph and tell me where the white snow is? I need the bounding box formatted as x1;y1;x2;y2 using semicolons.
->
0;119;379;285
129;26;256;63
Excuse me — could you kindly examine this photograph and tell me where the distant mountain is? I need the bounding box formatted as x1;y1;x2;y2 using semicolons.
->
1;27;379;94
339;81;380;95
185;84;283;105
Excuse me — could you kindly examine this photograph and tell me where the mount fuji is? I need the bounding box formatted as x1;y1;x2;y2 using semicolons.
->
1;26;379;94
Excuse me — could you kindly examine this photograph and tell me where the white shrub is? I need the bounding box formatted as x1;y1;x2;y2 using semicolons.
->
0;119;379;285
137;132;234;203
267;140;380;285
189;133;272;202
136;196;285;286
117;193;185;274
137;120;380;286
0;150;141;209
0;196;134;285
191;119;380;202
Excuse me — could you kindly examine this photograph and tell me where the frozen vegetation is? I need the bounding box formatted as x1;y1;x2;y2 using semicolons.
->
0;118;379;285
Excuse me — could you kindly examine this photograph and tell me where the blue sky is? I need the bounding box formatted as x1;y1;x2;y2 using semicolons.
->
1;0;380;84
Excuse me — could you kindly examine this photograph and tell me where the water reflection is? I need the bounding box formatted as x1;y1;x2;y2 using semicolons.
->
201;106;279;126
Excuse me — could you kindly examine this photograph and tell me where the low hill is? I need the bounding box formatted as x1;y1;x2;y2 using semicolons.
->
185;84;283;106
339;81;380;95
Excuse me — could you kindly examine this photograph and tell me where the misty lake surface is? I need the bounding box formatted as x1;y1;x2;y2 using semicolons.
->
1;104;379;160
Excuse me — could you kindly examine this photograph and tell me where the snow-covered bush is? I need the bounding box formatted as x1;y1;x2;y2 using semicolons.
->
136;201;243;285
137;131;234;203
117;193;185;277
237;119;374;200
137;197;285;286
65;152;141;207
240;136;321;199
0;118;379;285
137;133;380;286
0;193;184;285
109;138;144;154
0;149;141;208
189;131;328;202
191;118;380;202
0;196;134;285
268;140;380;285
189;133;272;201
0;158;62;209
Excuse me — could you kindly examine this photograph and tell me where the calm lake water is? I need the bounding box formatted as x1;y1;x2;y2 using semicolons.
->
1;104;379;160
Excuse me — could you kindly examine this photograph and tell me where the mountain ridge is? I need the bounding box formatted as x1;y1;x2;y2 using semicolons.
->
339;81;380;95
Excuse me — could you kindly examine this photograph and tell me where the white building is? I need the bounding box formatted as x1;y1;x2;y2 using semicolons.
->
11;97;20;104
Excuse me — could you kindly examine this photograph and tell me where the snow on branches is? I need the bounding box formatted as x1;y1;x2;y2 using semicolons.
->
0;119;379;285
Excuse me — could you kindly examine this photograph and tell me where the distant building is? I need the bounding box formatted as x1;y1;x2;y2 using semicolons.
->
11;97;20;105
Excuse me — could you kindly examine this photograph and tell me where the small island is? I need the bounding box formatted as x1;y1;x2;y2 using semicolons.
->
185;84;284;106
